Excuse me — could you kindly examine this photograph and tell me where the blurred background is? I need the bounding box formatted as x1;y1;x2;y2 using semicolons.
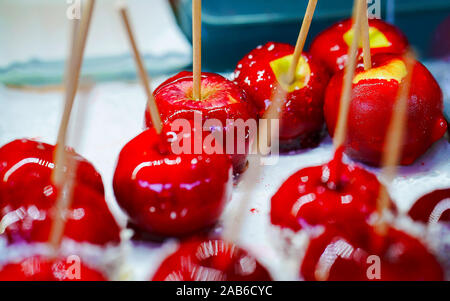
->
1;0;449;86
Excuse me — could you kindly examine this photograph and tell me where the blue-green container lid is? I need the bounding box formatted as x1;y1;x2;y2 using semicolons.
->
172;0;450;71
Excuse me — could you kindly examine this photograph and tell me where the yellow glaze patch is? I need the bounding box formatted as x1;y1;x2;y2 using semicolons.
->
353;59;407;84
270;55;311;93
228;95;238;104
343;26;391;49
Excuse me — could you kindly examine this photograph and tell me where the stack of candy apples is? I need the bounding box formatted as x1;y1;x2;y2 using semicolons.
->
0;0;448;281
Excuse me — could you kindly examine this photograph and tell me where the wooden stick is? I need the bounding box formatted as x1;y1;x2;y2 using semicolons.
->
376;50;415;235
49;0;95;249
118;3;163;134
192;0;202;100
52;0;95;187
62;18;80;91
359;0;372;70
286;0;318;85
333;0;364;148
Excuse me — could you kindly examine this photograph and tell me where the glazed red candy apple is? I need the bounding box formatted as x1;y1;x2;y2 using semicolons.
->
145;71;257;175
310;18;409;73
2;183;121;246
233;42;330;152
300;222;444;281
0;139;120;246
152;239;272;281
408;188;450;223
271;148;391;232
0;139;104;206
324;53;447;166
0;257;107;281
113;127;232;239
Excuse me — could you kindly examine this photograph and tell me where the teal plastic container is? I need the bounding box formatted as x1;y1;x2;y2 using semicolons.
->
171;0;450;71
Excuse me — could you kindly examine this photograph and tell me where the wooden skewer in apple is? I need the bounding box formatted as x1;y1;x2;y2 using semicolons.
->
359;0;372;70
192;0;202;100
0;0;120;251
376;50;415;235
114;0;265;241
117;1;163;134
285;0;318;85
49;0;96;250
269;0;386;234
333;0;364;149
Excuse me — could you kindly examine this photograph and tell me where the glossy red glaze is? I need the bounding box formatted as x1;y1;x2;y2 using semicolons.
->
233;42;330;152
145;72;257;175
310;18;409;73
324;54;447;166
2;183;121;246
113;128;233;239
271;148;390;232
300;223;444;281
0;139;104;209
408;188;450;223
152;239;272;281
0;257;107;281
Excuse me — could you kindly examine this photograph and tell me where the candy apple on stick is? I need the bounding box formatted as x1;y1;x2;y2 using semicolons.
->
0;7;102;209
145;0;257;176
233;0;331;152
113;2;232;240
324;56;447;166
49;0;106;249
0;0;120;248
113;127;233;240
323;0;446;168
0;0;116;280
270;0;388;233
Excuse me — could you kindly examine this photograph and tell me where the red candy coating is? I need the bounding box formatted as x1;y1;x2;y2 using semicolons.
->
0;139;120;246
233;42;330;151
271;149;390;232
152;239;272;281
0;257;107;281
145;72;257;175
2;183;121;246
113;128;232;239
324;54;447;166
310;18;409;73
0;139;104;208
408;189;450;223
300;224;444;281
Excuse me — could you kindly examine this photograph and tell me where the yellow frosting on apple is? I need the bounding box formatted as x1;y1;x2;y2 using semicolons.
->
270;55;311;93
344;26;391;49
353;59;407;84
